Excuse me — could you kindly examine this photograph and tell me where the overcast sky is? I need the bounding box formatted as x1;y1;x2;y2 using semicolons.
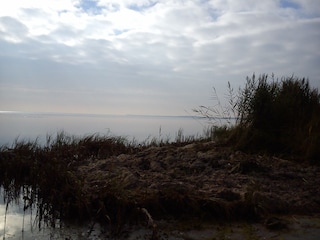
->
0;0;319;115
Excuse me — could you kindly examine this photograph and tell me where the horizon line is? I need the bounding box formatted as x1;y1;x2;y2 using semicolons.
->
0;110;208;119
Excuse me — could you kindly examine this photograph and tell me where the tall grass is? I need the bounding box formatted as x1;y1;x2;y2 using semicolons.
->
0;129;214;228
193;82;238;128
0;132;136;226
196;73;320;162
235;74;320;162
193;82;238;142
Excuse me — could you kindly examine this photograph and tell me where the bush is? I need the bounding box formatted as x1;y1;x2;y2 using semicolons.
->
234;74;320;162
195;73;320;162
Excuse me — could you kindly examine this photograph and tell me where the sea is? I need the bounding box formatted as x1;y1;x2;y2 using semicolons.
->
0;111;212;147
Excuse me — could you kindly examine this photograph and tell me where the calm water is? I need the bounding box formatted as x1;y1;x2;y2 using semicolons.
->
0;112;210;147
0;187;110;239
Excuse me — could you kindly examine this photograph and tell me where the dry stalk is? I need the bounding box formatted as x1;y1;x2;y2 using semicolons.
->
139;207;158;240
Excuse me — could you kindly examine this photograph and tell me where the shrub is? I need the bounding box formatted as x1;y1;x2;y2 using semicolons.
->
234;74;320;162
196;73;320;162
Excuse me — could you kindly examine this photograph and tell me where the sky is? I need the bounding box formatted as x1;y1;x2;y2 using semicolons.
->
0;0;319;116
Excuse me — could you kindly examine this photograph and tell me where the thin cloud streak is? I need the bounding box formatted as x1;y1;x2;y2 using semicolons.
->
0;0;319;115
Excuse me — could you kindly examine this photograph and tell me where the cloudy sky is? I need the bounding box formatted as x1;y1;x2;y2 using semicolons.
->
0;0;319;116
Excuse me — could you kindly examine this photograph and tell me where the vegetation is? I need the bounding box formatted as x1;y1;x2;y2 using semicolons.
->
0;132;135;226
194;81;238;129
195;73;320;163
1;73;319;236
0;130;213;229
236;74;320;162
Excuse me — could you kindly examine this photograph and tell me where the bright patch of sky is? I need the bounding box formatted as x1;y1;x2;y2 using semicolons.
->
0;0;319;115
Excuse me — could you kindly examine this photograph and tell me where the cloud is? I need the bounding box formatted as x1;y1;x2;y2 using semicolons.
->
0;16;29;43
0;0;319;115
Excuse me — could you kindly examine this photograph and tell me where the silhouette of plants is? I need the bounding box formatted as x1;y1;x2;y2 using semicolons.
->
234;74;320;162
196;73;320;162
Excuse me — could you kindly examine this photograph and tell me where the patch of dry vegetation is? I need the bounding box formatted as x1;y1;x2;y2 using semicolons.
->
0;132;137;226
0;131;213;228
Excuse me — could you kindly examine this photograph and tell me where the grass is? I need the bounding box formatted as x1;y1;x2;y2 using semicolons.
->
0;132;136;227
193;82;238;129
0;130;214;229
194;73;320;163
235;74;320;162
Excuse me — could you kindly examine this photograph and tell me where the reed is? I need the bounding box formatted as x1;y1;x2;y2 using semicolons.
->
0;132;137;226
0;129;213;229
195;73;320;162
234;74;320;162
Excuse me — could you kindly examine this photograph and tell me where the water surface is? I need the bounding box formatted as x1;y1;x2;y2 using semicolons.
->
0;112;209;146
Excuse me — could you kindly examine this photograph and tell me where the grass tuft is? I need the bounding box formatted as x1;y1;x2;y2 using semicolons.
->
234;74;320;162
196;73;320;162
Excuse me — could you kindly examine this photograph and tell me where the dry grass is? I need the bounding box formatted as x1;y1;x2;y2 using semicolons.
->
0;132;136;226
0;130;214;229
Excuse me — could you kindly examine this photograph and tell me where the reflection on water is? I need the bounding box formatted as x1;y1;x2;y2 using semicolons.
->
0;112;209;146
0;187;49;239
0;186;158;239
0;186;112;239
